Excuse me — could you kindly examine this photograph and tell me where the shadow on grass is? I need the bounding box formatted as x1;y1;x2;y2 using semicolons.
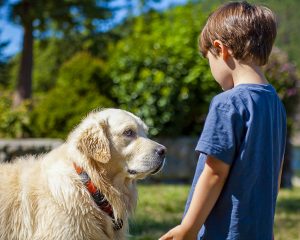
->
277;196;300;214
130;218;178;234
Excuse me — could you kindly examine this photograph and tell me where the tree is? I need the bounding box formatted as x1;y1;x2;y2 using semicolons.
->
30;51;115;138
2;0;166;107
0;31;9;86
3;0;112;106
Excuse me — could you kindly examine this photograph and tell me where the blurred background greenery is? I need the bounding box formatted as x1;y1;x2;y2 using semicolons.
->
0;0;299;138
1;0;299;185
0;0;300;238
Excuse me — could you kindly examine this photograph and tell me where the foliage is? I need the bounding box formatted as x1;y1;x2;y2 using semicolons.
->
108;4;218;136
32;38;83;93
0;91;31;138
7;31;120;94
30;52;115;138
1;1;299;139
5;0;117;106
107;3;300;137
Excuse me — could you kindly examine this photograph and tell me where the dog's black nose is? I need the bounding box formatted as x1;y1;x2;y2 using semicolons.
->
155;146;166;157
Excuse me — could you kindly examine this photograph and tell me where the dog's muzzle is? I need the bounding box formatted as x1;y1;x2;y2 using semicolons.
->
151;159;165;175
151;145;166;174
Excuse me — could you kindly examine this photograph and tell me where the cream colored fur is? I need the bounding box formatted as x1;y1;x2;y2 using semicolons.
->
0;108;166;240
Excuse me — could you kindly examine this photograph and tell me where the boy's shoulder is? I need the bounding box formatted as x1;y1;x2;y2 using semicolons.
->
211;86;246;113
212;84;278;112
213;86;242;102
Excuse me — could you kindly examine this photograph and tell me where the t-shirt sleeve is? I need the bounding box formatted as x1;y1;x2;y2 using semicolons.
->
196;97;244;165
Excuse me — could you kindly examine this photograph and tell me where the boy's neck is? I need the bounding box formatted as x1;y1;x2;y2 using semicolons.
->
232;61;268;87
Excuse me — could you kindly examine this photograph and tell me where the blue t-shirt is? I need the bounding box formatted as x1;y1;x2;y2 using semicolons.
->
184;84;286;240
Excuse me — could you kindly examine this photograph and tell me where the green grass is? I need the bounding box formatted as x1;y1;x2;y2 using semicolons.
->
128;184;190;240
129;184;300;240
274;187;300;240
294;170;300;178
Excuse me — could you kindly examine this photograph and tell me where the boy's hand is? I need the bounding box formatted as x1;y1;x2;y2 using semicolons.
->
159;155;229;240
159;224;197;240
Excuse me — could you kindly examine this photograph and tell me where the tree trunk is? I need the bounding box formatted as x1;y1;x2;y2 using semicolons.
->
13;16;33;107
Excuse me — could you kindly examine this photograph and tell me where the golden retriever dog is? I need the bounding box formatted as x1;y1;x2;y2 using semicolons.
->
0;108;166;240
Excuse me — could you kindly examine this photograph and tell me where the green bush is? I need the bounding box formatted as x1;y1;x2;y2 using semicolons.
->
7;37;92;93
2;3;298;140
108;5;218;136
108;3;299;137
0;91;32;138
31;52;115;138
32;39;83;92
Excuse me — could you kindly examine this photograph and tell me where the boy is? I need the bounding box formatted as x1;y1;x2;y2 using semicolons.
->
159;1;286;240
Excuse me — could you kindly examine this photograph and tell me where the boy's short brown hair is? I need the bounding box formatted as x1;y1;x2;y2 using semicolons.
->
200;1;277;66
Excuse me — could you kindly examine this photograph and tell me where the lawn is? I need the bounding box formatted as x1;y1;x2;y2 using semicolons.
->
129;184;300;240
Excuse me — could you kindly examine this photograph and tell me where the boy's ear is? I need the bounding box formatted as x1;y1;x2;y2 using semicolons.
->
213;40;230;60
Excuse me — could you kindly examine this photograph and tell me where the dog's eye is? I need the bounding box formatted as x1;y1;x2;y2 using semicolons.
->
123;129;135;137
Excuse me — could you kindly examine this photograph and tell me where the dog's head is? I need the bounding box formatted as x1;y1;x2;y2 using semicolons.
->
68;108;166;179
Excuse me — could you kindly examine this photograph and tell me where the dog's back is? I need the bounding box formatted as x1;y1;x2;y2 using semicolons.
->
0;148;121;240
0;157;43;239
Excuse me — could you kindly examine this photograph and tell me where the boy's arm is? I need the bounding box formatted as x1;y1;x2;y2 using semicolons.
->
159;155;230;240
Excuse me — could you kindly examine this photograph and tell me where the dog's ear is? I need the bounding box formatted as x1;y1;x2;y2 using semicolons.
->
77;122;110;163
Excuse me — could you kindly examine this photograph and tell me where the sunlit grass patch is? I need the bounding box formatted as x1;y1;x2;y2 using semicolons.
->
274;187;300;240
129;184;300;240
129;184;189;240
